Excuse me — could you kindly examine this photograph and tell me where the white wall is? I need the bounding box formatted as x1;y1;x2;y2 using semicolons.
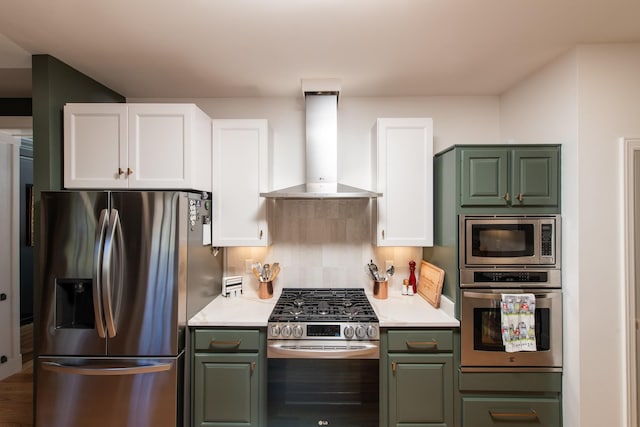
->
500;43;640;427
131;96;500;288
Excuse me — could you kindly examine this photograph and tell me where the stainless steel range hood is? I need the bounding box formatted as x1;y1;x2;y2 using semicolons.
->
260;83;381;199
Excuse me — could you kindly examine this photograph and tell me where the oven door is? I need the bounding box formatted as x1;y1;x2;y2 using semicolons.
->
461;289;562;370
267;341;379;427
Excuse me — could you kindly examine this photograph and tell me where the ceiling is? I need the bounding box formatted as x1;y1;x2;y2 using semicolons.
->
1;0;640;99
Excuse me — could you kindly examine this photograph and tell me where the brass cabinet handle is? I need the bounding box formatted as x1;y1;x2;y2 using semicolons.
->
382;229;385;240
118;168;125;176
406;340;438;351
503;192;510;202
250;361;256;375
126;167;133;176
516;193;523;203
259;229;263;240
208;339;241;351
391;362;397;373
489;409;539;421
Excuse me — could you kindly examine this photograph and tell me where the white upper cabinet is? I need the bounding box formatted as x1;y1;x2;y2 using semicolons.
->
211;119;270;247
64;103;212;192
374;118;434;247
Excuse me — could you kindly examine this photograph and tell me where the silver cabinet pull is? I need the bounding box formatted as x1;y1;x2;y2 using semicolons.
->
208;340;242;351
489;409;539;421
406;339;438;351
516;192;524;203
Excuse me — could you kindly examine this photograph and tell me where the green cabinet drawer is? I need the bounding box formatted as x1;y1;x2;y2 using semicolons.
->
387;330;453;352
462;396;561;427
194;329;261;352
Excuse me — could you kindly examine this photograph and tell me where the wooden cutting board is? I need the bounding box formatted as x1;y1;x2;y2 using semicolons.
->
417;260;445;308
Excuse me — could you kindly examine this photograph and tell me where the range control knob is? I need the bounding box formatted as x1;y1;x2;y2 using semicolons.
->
355;326;366;338
269;324;281;337
343;326;355;339
293;325;304;338
281;325;292;338
367;325;378;338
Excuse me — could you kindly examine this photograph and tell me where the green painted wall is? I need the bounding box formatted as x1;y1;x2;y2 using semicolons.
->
32;54;124;193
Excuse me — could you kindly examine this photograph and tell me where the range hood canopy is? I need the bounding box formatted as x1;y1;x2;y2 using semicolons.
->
260;79;381;199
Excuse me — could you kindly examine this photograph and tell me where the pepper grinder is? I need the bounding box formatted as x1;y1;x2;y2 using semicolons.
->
408;260;417;295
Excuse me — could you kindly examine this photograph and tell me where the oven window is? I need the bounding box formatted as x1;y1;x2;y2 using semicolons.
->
471;224;534;257
473;307;550;351
268;359;378;427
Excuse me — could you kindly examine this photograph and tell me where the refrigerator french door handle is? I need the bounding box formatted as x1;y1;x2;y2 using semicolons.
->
41;361;172;376
102;208;123;339
93;209;109;339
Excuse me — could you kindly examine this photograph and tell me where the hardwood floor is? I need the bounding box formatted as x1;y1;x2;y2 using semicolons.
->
0;323;34;427
0;361;33;427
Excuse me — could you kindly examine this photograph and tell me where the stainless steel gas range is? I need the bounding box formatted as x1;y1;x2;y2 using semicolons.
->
267;288;380;427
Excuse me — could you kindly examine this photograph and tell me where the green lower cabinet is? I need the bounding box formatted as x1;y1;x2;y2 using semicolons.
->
191;328;266;427
462;396;561;427
388;354;454;427
193;353;260;427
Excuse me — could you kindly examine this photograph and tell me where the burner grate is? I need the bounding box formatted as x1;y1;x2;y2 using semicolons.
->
269;288;378;323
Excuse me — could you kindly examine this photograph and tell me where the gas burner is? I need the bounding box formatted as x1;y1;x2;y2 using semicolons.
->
343;306;361;318
317;301;330;315
292;297;305;308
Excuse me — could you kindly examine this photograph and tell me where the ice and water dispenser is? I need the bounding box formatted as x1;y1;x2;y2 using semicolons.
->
55;279;95;329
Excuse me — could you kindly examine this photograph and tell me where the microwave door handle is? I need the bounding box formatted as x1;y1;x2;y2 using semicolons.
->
92;209;109;339
101;209;122;338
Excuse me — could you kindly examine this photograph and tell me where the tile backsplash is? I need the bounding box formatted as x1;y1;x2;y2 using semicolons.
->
225;199;423;292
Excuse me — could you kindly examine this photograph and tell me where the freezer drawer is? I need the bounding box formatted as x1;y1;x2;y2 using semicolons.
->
36;355;183;427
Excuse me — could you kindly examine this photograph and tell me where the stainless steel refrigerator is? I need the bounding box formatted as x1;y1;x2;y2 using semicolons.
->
35;191;222;427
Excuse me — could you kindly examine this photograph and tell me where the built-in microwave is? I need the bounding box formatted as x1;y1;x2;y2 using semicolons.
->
459;214;560;269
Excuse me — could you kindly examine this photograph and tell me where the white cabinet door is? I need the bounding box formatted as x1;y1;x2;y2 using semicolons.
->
127;104;211;191
212;119;270;246
64;103;211;192
64;103;128;188
375;118;433;247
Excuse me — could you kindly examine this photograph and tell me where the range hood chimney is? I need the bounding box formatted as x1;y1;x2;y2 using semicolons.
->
260;80;381;199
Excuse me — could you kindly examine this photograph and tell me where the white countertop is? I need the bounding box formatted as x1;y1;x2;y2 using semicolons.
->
188;285;459;328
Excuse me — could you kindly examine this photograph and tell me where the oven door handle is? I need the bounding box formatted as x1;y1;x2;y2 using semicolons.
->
267;341;379;359
463;291;554;300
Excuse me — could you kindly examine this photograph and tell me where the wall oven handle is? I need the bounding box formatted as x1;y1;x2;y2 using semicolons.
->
92;209;109;339
406;340;438;351
463;290;553;300
41;361;172;376
489;409;539;421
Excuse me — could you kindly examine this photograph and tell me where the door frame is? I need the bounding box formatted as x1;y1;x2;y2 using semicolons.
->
623;137;640;427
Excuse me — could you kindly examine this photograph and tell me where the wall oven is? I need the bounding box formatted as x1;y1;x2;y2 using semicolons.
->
267;288;379;427
460;289;562;371
459;215;562;372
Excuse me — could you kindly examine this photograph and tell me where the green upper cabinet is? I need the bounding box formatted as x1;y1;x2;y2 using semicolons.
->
445;145;560;214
